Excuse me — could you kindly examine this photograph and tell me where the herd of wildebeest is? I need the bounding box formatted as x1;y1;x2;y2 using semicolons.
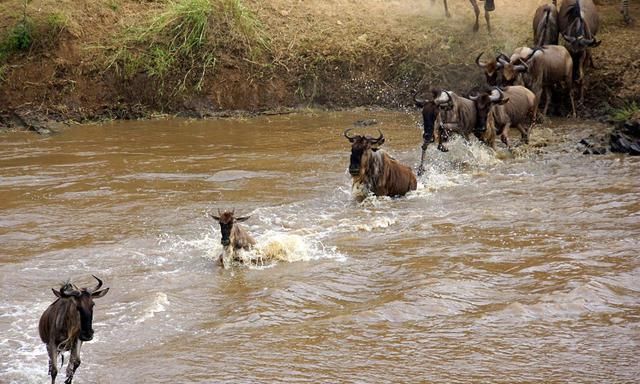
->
35;1;632;383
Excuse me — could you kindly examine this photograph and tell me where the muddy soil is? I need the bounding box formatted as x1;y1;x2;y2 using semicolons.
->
0;0;638;132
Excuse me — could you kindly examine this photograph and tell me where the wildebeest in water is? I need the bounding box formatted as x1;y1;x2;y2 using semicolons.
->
39;275;110;384
344;128;417;201
211;209;256;268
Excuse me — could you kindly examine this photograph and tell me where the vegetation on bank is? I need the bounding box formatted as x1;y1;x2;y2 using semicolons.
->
0;0;637;123
106;0;268;95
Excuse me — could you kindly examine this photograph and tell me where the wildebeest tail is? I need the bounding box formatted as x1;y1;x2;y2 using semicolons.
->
536;6;552;47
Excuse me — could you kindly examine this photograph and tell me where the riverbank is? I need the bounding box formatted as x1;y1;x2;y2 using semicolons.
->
0;0;638;133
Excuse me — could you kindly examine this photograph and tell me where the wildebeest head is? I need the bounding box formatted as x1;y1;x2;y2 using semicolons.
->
469;88;509;132
476;52;508;86
413;89;441;146
344;128;385;176
210;209;250;247
499;56;529;86
434;90;456;111
52;275;110;342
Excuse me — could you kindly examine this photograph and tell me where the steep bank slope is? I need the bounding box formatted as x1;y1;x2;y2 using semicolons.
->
0;0;638;130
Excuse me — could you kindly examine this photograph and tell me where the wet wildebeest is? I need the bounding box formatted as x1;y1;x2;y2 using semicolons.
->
533;3;559;46
39;276;110;384
413;89;446;175
344;129;417;200
559;0;601;103
433;90;481;151
470;86;537;149
500;45;576;118
430;0;495;32
475;52;510;86
211;209;256;268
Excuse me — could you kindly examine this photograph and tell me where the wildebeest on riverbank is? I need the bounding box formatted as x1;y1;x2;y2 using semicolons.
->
430;0;495;32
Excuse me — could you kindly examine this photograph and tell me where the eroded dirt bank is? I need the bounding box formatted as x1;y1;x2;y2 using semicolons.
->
0;0;638;132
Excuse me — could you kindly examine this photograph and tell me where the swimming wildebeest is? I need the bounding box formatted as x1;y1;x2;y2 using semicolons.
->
430;0;495;32
559;0;601;103
470;86;537;149
344;129;417;200
39;276;110;384
211;209;256;268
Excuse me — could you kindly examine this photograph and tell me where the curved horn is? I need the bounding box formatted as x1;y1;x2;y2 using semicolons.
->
514;59;529;73
489;88;502;102
469;93;479;101
475;52;487;68
498;57;509;66
371;129;384;144
562;33;577;43
523;47;543;62
88;275;103;293
412;89;427;107
344;128;356;142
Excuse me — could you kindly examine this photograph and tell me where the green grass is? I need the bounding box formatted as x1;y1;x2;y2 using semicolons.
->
106;0;268;95
610;101;639;123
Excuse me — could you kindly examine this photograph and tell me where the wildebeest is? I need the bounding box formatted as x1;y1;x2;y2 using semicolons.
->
500;45;576;118
344;129;417;200
211;209;256;268
39;276;110;384
559;0;601;103
433;90;480;151
475;52;510;86
413;89;444;175
430;0;495;32
533;3;559;46
470;86;537;149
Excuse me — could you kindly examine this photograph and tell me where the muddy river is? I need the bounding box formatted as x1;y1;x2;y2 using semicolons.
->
1;111;639;383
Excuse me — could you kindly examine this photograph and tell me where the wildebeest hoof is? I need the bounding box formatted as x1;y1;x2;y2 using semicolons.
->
437;144;449;152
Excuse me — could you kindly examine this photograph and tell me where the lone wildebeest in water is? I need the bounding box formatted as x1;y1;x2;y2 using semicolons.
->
344;128;417;201
39;275;110;384
211;209;256;268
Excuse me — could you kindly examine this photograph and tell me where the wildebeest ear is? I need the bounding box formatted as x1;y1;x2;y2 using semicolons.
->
377;137;385;146
52;288;61;298
235;216;251;222
210;214;220;221
91;287;109;299
497;97;510;105
430;88;441;98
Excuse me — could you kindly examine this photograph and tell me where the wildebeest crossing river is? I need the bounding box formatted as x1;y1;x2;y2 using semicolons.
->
0;111;639;383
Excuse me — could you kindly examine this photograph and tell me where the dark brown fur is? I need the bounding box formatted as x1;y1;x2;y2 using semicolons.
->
345;132;417;200
39;277;109;384
559;0;601;103
211;210;256;268
533;4;559;46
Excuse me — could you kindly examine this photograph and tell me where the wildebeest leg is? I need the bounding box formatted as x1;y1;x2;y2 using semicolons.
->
542;86;552;117
64;342;82;384
469;0;480;32
418;146;427;176
484;9;491;33
443;0;451;17
498;125;511;150
47;344;58;384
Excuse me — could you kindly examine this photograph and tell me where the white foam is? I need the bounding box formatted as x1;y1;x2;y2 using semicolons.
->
134;292;169;324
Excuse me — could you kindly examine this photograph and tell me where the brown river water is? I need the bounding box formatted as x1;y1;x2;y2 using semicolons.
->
1;110;639;383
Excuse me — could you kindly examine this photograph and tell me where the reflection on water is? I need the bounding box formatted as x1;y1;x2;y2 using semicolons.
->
1;112;639;383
